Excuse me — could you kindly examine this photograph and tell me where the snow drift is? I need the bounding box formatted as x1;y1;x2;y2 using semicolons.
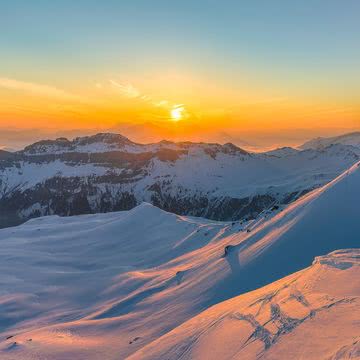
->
130;249;360;360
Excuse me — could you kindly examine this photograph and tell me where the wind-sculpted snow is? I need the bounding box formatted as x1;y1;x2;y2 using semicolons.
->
1;133;360;226
131;249;360;360
0;162;359;359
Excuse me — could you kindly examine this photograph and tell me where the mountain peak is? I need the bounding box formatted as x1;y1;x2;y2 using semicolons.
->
22;137;72;154
301;131;360;150
265;146;299;157
21;132;134;155
73;132;132;146
222;142;249;155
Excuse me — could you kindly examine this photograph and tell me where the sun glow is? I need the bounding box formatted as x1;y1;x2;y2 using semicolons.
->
170;106;184;122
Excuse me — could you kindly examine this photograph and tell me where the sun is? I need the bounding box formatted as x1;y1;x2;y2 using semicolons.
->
170;106;184;122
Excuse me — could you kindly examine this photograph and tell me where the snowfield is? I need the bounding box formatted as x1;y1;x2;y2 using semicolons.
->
0;160;359;359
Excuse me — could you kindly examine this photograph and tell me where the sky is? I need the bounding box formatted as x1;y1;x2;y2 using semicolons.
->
0;0;359;147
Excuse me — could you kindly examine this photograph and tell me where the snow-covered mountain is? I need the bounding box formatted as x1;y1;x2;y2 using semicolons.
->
0;161;359;359
1;132;360;226
300;131;360;150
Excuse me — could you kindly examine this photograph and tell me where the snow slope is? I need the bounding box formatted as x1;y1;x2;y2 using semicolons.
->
300;131;360;150
0;162;359;359
131;249;360;360
0;204;223;331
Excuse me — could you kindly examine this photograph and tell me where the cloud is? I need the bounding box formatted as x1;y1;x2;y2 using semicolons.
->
108;79;170;109
154;100;169;107
109;80;141;98
0;77;86;102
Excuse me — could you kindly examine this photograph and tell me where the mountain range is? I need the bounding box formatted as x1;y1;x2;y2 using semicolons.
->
1;131;360;228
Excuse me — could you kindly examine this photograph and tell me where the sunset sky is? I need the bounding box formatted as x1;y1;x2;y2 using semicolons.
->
1;0;359;147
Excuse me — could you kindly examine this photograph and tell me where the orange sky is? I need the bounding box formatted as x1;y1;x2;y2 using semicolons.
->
0;72;359;136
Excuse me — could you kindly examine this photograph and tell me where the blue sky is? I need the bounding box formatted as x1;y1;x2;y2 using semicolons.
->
2;0;359;82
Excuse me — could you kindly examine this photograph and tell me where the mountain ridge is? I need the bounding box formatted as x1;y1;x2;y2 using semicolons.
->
1;132;360;227
300;131;360;150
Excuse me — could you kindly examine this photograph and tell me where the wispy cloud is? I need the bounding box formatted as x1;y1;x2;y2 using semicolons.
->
0;77;86;102
109;80;141;99
108;79;170;109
